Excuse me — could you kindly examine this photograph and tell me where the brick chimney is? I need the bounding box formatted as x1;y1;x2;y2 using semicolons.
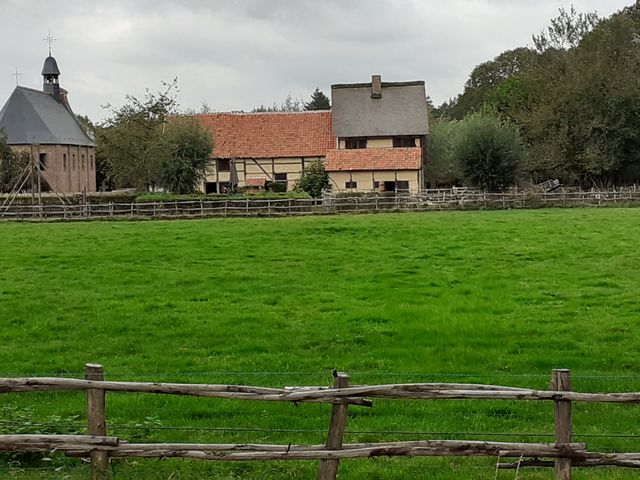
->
371;75;382;99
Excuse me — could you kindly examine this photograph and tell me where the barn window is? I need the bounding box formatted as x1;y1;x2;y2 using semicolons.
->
396;180;410;191
345;138;367;149
373;181;380;189
217;159;230;171
393;137;416;148
39;153;47;170
274;173;287;182
72;154;76;170
63;154;67;170
81;155;86;170
345;181;357;189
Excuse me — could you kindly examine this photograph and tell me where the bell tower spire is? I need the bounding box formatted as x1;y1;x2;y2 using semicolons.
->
41;30;61;100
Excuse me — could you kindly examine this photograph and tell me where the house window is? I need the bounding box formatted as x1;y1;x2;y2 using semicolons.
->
396;180;410;191
373;181;380;190
274;173;287;182
39;153;47;170
345;138;367;149
393;137;416;148
345;181;357;189
217;159;230;171
63;154;67;170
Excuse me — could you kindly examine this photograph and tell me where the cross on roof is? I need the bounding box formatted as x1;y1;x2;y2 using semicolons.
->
43;29;56;56
11;67;23;86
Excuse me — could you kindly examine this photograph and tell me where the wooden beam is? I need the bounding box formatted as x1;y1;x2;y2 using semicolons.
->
552;369;572;480
85;364;108;479
318;372;350;480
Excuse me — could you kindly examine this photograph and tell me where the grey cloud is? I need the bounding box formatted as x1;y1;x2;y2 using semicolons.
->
0;0;632;120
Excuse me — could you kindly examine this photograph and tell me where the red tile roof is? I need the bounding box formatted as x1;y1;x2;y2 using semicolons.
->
193;111;334;159
325;147;422;171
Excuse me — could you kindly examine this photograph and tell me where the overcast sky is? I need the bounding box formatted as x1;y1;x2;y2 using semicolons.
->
0;0;632;121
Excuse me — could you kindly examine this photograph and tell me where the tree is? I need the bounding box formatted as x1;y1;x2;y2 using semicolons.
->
532;6;600;53
252;93;305;113
0;131;30;193
454;114;523;191
97;80;177;190
296;160;329;197
518;6;640;186
97;79;214;192
160;118;213;194
438;48;537;120
305;88;330;110
425;120;463;187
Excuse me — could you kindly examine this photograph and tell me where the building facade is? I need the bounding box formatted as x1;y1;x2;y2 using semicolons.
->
327;76;427;193
193;75;427;194
0;54;96;194
195;111;332;193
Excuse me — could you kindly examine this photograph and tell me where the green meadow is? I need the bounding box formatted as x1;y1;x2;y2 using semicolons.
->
1;209;640;479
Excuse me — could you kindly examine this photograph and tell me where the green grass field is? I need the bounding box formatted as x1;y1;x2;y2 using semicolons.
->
1;209;640;479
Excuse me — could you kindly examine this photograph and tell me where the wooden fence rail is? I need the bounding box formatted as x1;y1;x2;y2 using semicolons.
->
2;190;640;221
2;365;640;478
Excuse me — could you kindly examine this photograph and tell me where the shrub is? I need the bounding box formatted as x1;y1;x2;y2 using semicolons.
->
295;160;329;198
454;113;524;191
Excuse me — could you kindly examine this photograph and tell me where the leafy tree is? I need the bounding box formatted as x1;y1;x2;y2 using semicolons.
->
532;6;600;53
425;120;463;187
97;80;177;191
0;132;30;193
97;79;214;192
252;93;304;113
305;88;331;110
454;114;523;191
160;118;213;194
518;6;640;186
296;160;329;197
439;48;537;120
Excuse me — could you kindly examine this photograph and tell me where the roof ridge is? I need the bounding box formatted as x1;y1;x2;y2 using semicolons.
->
187;110;331;118
15;86;49;95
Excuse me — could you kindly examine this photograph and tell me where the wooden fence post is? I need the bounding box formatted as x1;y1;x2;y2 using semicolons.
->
85;363;108;479
317;372;350;480
552;369;572;480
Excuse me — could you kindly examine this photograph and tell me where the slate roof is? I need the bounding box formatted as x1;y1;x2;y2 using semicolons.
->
0;86;95;147
42;56;61;76
325;147;422;172
194;111;333;159
331;80;428;138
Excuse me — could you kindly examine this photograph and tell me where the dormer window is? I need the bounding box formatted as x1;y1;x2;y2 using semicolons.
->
345;138;367;149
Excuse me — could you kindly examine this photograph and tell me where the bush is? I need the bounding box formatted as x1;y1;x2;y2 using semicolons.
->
296;160;329;198
454;113;524;191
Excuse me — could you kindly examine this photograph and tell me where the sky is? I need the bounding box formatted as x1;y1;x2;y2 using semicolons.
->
0;0;633;121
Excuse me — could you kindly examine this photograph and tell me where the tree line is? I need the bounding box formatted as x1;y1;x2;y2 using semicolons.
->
428;3;640;190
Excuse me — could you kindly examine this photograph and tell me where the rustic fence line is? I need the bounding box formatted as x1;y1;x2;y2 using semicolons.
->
3;366;640;479
2;191;640;221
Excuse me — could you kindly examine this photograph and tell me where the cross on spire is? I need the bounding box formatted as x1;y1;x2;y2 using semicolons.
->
43;29;56;56
11;67;23;86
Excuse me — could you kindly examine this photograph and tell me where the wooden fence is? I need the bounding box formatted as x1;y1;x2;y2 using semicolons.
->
2;366;640;478
2;190;640;221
